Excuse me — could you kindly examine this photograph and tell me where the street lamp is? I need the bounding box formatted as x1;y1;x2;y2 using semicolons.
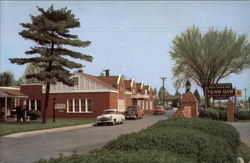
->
185;80;191;92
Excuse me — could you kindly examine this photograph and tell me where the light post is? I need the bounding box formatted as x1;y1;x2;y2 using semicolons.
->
185;80;191;92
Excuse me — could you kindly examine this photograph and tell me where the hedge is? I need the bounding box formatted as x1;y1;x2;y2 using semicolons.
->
104;127;236;163
235;111;250;120
149;118;240;154
36;150;196;163
35;118;240;163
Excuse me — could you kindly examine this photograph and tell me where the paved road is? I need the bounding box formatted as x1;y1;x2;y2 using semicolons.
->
0;111;174;163
230;122;250;146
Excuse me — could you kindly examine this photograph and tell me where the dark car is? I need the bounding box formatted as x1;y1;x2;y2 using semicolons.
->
124;105;144;119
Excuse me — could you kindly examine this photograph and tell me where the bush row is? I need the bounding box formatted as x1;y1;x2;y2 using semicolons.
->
36;150;195;163
199;108;250;121
149;118;240;154
35;118;241;163
235;110;250;120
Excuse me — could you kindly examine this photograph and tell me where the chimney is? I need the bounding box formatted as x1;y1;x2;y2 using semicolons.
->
103;69;110;77
78;69;83;73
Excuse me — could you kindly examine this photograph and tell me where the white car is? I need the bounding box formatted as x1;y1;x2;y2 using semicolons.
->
96;109;125;125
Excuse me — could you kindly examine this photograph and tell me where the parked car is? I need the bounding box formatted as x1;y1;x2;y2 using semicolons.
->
96;109;125;125
153;106;166;115
124;105;144;119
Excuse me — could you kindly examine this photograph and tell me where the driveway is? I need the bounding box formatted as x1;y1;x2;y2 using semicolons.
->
0;111;174;163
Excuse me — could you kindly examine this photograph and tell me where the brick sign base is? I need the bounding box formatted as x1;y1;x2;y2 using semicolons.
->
173;92;198;118
227;100;234;122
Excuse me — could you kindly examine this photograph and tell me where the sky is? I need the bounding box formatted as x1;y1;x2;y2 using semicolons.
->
0;1;250;99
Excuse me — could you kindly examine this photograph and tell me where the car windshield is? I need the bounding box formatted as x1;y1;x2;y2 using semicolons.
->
103;110;115;114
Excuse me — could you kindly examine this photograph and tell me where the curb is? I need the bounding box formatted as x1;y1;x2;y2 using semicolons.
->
3;123;95;138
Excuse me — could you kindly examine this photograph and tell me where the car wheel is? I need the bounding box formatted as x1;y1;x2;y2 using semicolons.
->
113;119;116;125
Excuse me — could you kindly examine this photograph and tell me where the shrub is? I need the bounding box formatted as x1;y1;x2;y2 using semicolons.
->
238;142;250;163
36;150;195;163
218;109;227;120
235;111;250;120
149;118;240;154
198;109;211;118
27;110;41;120
205;108;219;120
104;127;236;163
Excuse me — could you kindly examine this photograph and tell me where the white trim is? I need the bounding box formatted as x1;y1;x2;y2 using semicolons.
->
42;90;118;94
0;87;20;90
85;99;88;112
72;99;75;113
117;75;122;85
67;99;69;112
14;98;17;107
20;84;43;86
131;79;134;87
141;82;144;89
4;97;7;120
29;100;31;110
35;100;37;110
125;91;132;95
79;99;82;112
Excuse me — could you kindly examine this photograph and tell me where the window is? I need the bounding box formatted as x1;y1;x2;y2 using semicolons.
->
67;99;92;113
68;99;73;112
75;99;79;112
73;77;79;85
87;99;92;112
37;100;41;111
31;100;35;110
81;99;85;112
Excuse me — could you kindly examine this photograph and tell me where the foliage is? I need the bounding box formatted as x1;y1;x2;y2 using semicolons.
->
205;108;219;120
193;89;201;103
235;110;250;120
0;71;16;86
0;118;95;136
35;150;195;163
217;109;227;120
170;26;250;106
20;63;44;84
104;119;238;163
35;118;240;163
150;118;240;154
27;110;41;120
238;142;250;162
9;5;93;123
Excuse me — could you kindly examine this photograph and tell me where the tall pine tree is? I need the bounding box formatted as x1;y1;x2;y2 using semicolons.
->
9;6;93;123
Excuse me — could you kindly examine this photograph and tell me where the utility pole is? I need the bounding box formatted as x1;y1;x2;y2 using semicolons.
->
244;88;248;108
160;77;167;107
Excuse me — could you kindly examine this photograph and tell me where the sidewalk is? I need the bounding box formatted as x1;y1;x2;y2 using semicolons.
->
3;123;95;138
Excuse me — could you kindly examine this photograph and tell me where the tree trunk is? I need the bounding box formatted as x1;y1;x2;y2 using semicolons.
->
43;82;50;123
202;87;210;109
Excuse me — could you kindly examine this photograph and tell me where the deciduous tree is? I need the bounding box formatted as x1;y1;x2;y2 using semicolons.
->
9;6;93;123
170;26;250;107
0;71;16;86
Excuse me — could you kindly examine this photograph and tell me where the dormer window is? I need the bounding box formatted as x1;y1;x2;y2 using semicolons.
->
73;77;79;85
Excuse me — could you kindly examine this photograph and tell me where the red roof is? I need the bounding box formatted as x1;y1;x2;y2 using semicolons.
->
77;72;117;90
124;80;133;90
97;76;119;89
0;87;28;97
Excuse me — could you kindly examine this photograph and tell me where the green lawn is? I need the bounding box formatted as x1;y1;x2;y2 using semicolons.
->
0;118;96;136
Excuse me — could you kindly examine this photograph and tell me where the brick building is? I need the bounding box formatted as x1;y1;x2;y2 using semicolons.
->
19;70;155;118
